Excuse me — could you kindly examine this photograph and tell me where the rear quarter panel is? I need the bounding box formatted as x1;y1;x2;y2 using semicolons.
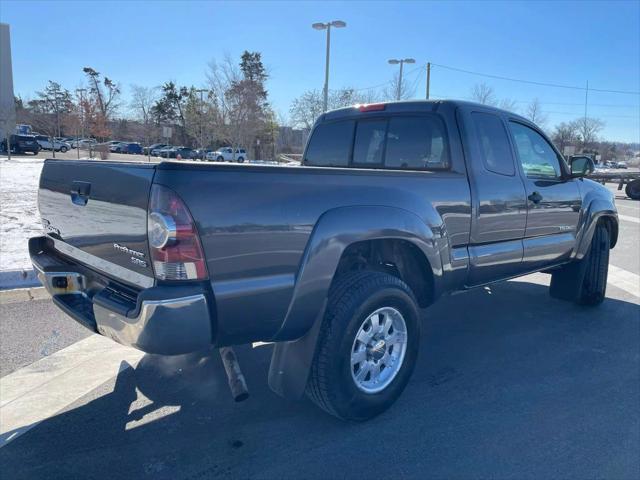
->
154;162;471;344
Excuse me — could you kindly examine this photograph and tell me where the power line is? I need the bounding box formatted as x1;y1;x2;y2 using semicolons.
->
344;65;423;92
427;91;639;120
431;62;640;95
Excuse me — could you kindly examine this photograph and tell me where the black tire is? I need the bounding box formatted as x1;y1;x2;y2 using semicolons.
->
625;179;640;200
60;146;68;153
237;157;245;163
550;222;610;306
306;270;420;421
217;156;224;162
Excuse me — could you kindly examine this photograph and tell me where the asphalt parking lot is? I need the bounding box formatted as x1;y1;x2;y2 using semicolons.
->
0;185;638;480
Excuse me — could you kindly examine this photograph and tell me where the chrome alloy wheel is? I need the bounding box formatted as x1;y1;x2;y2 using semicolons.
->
350;306;408;394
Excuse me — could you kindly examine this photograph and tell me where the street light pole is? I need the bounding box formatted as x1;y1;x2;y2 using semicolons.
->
75;88;86;159
195;89;208;160
388;58;415;101
426;62;431;100
323;25;331;113
312;20;346;112
51;92;64;159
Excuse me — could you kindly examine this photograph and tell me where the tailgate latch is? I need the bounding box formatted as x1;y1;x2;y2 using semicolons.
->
70;181;91;206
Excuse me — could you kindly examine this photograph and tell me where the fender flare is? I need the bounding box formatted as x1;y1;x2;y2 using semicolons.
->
574;196;618;260
268;205;446;399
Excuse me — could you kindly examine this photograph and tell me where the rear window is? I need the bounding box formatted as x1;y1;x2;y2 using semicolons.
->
385;116;449;170
305;115;449;170
353;120;387;165
304;120;355;167
471;112;515;176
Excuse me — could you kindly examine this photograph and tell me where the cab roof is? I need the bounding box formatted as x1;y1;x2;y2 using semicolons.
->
321;99;530;124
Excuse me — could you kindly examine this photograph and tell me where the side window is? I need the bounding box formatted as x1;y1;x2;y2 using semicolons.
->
471;112;514;176
304;120;355;167
509;122;562;179
353;119;387;165
385;116;449;170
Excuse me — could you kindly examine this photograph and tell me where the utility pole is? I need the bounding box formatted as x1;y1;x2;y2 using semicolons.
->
388;58;415;101
584;80;589;125
426;62;431;99
75;88;86;159
195;89;208;160
312;20;347;112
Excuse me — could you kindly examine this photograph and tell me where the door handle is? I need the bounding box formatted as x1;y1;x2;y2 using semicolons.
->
528;191;543;204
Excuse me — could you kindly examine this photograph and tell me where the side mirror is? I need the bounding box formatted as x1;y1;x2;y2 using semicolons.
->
570;156;594;177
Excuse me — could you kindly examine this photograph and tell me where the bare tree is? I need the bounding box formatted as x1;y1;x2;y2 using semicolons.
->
552;121;578;153
206;52;270;158
289;89;325;130
498;98;518;112
130;85;158;146
470;83;497;105
207;56;251;155
289;87;382;130
525;98;548;127
383;72;416;101
573;117;605;149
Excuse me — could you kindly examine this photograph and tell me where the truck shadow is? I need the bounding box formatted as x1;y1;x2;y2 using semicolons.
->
2;279;639;479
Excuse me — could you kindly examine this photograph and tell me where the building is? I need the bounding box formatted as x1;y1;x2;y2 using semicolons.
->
0;23;16;144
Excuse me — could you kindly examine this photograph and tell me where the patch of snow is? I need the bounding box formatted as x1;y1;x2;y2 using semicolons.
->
0;157;44;271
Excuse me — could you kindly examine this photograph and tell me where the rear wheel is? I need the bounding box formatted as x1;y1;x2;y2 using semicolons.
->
60;146;68;153
237;157;245;163
217;156;224;162
550;222;610;306
306;271;420;421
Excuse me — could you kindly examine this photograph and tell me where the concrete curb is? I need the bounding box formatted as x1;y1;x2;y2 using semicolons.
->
0;286;48;304
0;269;41;291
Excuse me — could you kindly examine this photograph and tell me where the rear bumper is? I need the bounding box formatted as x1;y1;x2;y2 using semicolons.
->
30;236;214;355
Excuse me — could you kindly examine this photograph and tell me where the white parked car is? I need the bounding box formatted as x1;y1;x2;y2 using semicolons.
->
35;135;71;152
206;147;247;162
72;138;97;148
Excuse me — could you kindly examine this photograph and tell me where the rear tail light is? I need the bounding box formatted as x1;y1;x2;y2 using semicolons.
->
148;184;208;281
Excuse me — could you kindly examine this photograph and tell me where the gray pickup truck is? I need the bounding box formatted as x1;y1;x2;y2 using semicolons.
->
30;100;618;421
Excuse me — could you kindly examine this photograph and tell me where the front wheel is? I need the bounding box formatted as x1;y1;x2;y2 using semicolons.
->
550;222;610;305
306;271;420;421
625;179;640;200
237;157;245;163
60;146;68;153
217;156;224;162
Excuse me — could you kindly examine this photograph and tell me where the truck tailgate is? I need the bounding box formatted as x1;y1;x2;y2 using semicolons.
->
38;160;156;287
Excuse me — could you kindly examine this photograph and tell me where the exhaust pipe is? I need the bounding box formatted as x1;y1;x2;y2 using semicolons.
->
219;347;249;402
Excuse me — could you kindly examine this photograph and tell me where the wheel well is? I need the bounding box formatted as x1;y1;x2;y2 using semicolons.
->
599;216;618;248
331;239;434;308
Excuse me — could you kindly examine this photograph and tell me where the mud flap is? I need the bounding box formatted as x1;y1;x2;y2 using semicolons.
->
268;303;326;399
549;249;591;302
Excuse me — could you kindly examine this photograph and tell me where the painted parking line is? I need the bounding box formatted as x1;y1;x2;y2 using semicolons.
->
618;214;640;224
608;265;640;298
615;203;639;212
506;266;638;299
0;335;143;448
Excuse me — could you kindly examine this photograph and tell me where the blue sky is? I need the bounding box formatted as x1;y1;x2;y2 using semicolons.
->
2;0;639;141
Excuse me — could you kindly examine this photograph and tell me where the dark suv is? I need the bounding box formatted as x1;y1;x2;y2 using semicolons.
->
1;134;41;154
